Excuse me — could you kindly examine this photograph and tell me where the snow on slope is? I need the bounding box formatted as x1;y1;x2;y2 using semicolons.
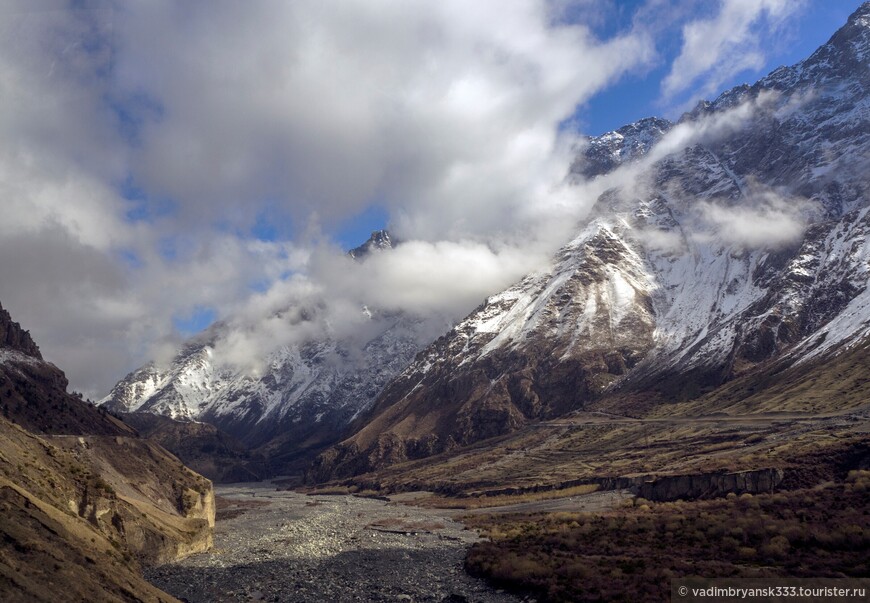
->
311;4;870;476
101;232;443;448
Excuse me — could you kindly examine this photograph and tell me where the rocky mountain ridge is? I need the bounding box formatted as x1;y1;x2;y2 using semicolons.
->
310;3;870;480
0;301;136;437
101;230;442;476
0;302;42;359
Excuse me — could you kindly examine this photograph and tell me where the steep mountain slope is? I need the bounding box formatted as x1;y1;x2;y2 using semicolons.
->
0;302;214;603
101;231;440;470
311;3;870;480
120;412;265;483
0;302;134;437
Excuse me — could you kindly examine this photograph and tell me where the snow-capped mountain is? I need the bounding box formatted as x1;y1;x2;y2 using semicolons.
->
311;3;870;479
348;229;395;260
101;231;439;454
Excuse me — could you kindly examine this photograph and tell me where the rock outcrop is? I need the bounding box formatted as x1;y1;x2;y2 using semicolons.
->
0;302;41;359
635;468;784;502
0;301;134;438
443;468;784;502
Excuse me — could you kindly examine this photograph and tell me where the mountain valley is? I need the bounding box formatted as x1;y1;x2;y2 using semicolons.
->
3;4;870;602
92;6;870;502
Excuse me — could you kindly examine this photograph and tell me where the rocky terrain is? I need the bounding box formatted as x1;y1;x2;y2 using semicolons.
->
147;481;521;603
0;301;135;437
0;301;215;602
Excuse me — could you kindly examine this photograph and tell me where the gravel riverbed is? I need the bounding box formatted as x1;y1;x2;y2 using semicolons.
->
146;481;522;603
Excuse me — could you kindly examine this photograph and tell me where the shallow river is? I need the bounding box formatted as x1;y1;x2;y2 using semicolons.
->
146;481;522;603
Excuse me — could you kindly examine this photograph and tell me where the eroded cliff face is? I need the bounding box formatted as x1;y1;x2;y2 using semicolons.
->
0;301;215;602
0;302;41;359
634;469;784;502
0;416;215;601
50;434;216;565
0;418;215;562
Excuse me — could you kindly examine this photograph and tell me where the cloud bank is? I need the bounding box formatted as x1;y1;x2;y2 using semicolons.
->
0;1;819;396
0;1;659;395
695;187;814;249
115;0;654;241
662;0;805;104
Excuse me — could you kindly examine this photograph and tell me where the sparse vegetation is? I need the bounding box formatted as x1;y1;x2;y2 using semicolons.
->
418;483;600;509
92;476;116;496
465;475;870;602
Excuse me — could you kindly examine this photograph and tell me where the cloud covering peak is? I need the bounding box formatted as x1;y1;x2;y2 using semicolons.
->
0;0;827;396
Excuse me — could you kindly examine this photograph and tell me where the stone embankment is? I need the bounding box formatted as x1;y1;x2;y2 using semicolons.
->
467;468;784;502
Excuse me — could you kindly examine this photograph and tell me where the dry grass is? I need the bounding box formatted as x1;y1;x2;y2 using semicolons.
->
337;417;868;502
417;483;601;509
653;340;870;417
367;517;446;533
465;473;870;603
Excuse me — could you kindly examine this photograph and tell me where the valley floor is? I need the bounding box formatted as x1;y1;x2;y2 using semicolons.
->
145;480;521;603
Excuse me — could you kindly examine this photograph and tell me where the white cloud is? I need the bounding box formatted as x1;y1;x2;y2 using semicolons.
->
694;187;815;249
319;239;548;317
0;1;656;395
114;0;654;240
193;238;550;377
650;90;780;162
662;0;805;102
634;227;686;254
202;90;804;376
575;90;779;208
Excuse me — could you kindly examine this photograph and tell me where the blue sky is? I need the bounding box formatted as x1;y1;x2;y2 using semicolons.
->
0;0;864;394
578;0;858;135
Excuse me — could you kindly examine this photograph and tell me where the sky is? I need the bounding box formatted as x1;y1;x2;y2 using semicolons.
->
0;0;862;398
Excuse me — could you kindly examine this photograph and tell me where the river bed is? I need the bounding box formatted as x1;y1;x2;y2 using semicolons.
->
145;481;522;603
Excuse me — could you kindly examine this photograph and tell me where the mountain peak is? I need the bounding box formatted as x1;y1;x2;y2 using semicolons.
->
348;229;395;260
311;5;870;480
756;2;870;91
851;1;870;22
809;1;870;63
836;1;870;49
571;116;671;178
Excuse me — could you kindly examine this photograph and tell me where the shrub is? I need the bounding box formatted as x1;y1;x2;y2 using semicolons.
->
465;482;869;603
